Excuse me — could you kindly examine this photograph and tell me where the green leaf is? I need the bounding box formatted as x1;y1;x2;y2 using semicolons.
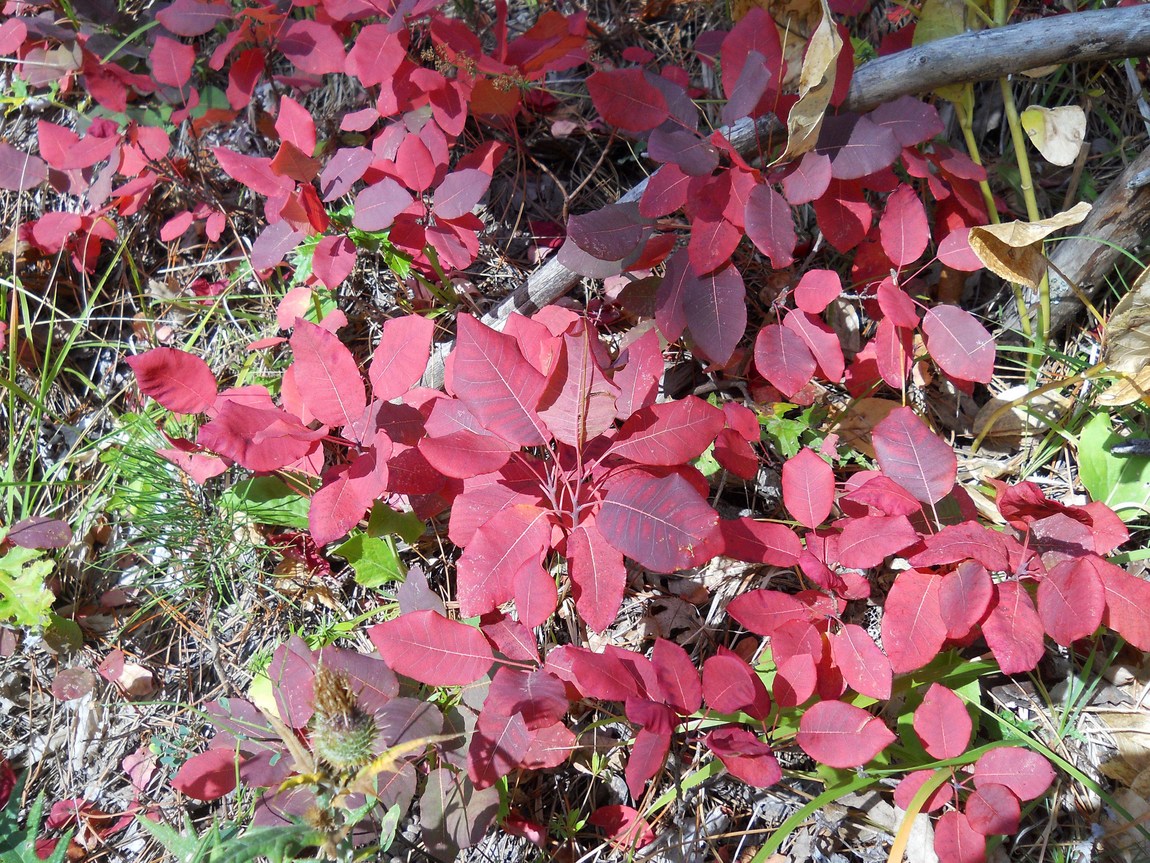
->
1078;412;1150;521
220;477;311;530
334;533;406;588
0;774;72;863
0;547;55;627
367;503;425;545
136;815;323;863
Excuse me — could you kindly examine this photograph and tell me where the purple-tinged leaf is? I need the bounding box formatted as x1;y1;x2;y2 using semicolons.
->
0;142;46;191
599;471;722;573
880;184;929;267
745;184;796;269
456;505;552;618
567;519;627;633
609;396;724;465
156;0;230;36
872;407;956;504
319;146;372;202
433;168;490;220
782;150;833;205
353;178;414;232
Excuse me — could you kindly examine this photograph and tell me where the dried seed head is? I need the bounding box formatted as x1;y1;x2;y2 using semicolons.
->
310;666;378;773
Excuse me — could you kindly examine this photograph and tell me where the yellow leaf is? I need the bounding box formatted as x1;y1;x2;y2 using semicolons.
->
1020;105;1086;167
968;201;1091;288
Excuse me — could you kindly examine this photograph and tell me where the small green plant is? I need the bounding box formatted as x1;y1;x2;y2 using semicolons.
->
0;768;71;863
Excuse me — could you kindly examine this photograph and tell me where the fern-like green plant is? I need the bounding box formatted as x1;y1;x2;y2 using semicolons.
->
0;772;71;863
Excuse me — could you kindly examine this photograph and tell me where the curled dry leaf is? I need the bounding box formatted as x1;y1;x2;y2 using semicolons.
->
1020;105;1086;167
775;0;841;164
968;201;1091;288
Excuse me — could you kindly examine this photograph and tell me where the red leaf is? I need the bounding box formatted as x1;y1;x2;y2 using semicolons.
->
714;428;758;478
702;654;770;718
566;202;647;264
812;180;872;253
782;150;832;205
197;401;323;472
830;116;901;180
893;769;953;813
872;407;956;504
149;35;194;88
965;784;1020;835
982;580;1044;674
434;168;491;220
537;325;619;448
586;69;669;132
876;277;920;327
588;805;655;851
796;700;895;768
598;471;722;573
639;163;690;218
719;518;802;566
567;519;627;634
156;0;230;36
744;184;795;269
451;315;549;446
830;624;892;699
782;448;834;529
937;227;984;271
728;589;808;636
934;811;986;863
280;21;346;75
0;142;46;191
275;95;316;154
38;120;117;171
172;750;238;801
1038;557;1104;645
368;610;494;686
127;347;217;414
625;726;670;798
652;639;702;715
308;469;373;546
289;319;367;431
784;310;846;384
353;178;414;232
468;709;531;788
456;505;553;618
973;747;1055;800
212;147;288;197
908;522;1011;572
921;305;995;383
1100;560;1150;650
753;324;817;398
705;727;781;787
835;514;919;569
346;24;406;88
609;395;724;465
881;569;947;673
251;221;303;270
369;315;435;401
913;684;971;759
938;561;995;640
879;184;929;267
793;268;841;314
312;236;357;289
484;667;568;729
871;97;944;147
686;216;741;275
395;133;439;193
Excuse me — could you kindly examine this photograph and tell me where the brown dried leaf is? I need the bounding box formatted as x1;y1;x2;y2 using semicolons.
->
968;201;1091;288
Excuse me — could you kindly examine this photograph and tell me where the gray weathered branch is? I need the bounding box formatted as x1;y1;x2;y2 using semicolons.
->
845;6;1150;113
